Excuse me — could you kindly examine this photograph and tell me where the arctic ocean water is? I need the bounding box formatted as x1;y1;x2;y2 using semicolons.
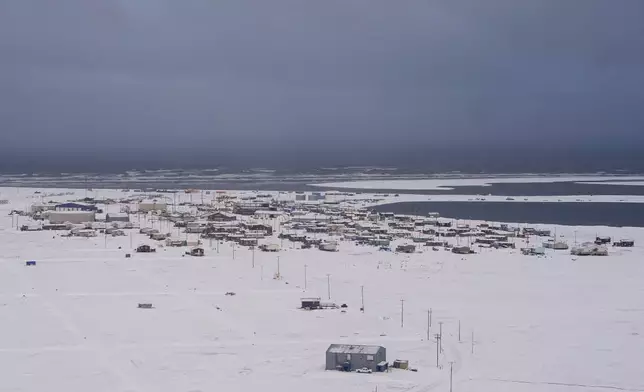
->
371;201;644;228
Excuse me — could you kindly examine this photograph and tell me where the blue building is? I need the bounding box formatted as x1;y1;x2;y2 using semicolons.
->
55;203;98;212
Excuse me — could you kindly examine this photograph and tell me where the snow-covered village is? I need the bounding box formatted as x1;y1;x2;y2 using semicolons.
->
1;184;643;392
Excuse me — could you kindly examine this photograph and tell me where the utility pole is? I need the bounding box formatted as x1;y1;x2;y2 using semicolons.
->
304;264;307;290
449;361;454;392
471;331;475;354
217;240;220;254
252;246;255;268
435;334;440;368
400;299;405;328
458;320;461;343
326;274;331;299
361;285;364;312
426;310;430;340
277;256;281;278
430;308;433;327
232;242;236;260
439;322;444;352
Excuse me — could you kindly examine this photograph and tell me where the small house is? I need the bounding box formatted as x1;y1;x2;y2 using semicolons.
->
254;210;284;219
326;344;386;372
393;360;409;370
475;238;496;245
259;243;281;252
106;213;130;223
206;212;237;222
74;229;98;238
395;244;415;254
595;236;612;245
111;229;126;237
43;223;72;231
186;247;205;257
239;238;258;247
20;225;42;232
369;238;390;247
452;246;472;254
613;239;635;247
493;241;516;249
301;297;321;309
319;241;339;252
138;200;167;212
543;240;569;250
25;261;37;266
243;223;273;236
377;361;389;372
136;245;156;253
233;204;262;216
166;239;188;247
571;243;608;256
521;247;546;256
149;232;168;241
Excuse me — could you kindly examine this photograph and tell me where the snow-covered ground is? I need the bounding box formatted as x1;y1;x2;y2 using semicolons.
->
311;175;644;191
576;181;644;187
1;187;644;391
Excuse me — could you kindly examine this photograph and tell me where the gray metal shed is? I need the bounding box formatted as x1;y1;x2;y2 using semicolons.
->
325;344;386;371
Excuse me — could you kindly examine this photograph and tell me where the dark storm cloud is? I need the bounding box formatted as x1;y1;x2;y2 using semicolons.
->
1;0;643;159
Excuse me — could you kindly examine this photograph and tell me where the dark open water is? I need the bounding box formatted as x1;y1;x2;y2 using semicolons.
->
371;202;644;227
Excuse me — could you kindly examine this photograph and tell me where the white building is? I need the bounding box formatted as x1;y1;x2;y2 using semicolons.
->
106;213;130;222
47;211;96;224
31;203;55;214
138;200;167;212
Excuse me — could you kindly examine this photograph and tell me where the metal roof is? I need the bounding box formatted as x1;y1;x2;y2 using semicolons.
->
326;344;384;355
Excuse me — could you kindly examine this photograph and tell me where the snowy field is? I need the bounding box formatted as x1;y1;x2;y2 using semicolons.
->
1;188;644;391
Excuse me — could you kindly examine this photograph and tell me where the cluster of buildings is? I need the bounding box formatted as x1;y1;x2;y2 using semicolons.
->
15;189;632;259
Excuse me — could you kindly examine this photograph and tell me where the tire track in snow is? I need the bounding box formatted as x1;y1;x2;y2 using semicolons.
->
485;378;644;391
2;260;143;392
121;259;258;340
412;337;464;392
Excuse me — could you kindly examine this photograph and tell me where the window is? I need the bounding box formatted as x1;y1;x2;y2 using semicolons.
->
346;354;351;360
367;355;374;361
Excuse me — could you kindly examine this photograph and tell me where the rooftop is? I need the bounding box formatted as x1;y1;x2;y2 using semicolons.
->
326;344;383;355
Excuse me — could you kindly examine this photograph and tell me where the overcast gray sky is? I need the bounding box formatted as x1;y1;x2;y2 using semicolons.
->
1;0;643;161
